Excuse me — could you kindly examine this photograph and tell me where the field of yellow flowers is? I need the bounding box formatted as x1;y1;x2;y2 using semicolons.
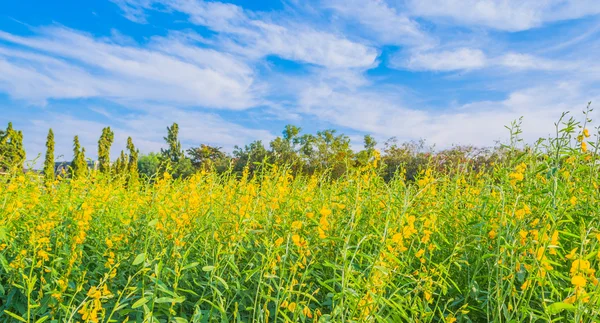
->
2;118;600;322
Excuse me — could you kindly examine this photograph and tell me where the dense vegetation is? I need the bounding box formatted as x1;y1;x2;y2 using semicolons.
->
1;108;600;322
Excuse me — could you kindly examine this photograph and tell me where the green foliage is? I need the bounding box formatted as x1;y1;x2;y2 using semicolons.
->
70;136;88;178
127;137;139;183
233;140;269;174
98;127;114;174
160;123;192;179
355;134;377;167
43;129;55;183
187;144;229;173
138;153;160;178
0;122;26;171
114;150;128;175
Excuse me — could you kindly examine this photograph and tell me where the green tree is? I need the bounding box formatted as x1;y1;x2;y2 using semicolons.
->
0;122;26;171
138;153;160;179
43;129;55;182
381;138;430;181
71;136;88;178
127;137;139;182
160;123;192;178
297;129;351;177
187;144;229;173
355;134;377;167
161;123;184;164
233;140;269;175
115;150;128;175
98;127;114;174
270;125;302;167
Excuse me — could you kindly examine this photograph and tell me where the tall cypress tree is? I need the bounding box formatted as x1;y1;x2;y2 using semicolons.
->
127;137;139;181
161;123;184;164
160;122;193;178
116;150;128;175
43;129;55;182
98;127;114;174
71;136;88;178
13;129;25;170
0;122;26;171
0;123;12;171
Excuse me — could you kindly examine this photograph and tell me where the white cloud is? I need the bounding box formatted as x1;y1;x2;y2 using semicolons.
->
399;48;487;71
391;47;588;73
407;0;600;31
498;53;574;71
298;82;598;148
0;27;259;109
112;0;379;69
323;0;432;48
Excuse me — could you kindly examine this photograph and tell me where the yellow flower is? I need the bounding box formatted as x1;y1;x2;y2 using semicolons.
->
570;196;577;206
291;221;303;230
581;141;587;152
424;291;432;303
287;302;297;312
302;306;313;318
275;237;284;247
37;250;49;261
320;207;332;217
584;128;590;137
415;249;425;258
571;275;586;288
565;248;577;260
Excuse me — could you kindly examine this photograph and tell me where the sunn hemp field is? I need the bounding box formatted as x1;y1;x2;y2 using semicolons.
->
1;107;600;322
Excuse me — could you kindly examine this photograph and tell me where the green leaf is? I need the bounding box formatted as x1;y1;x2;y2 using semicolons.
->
2;310;27;322
131;297;150;309
0;254;9;272
132;253;146;266
182;262;200;271
154;296;185;304
202;265;215;272
172;317;188;323
148;219;158;227
0;226;7;241
35;316;50;323
547;302;576;315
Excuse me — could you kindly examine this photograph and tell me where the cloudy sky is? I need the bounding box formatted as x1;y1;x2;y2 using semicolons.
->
1;0;600;164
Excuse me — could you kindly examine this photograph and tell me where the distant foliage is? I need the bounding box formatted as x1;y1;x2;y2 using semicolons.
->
70;136;88;179
98;127;114;174
0;122;26;171
43;129;54;183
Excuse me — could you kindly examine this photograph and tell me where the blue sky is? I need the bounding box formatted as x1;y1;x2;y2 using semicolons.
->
1;0;600;164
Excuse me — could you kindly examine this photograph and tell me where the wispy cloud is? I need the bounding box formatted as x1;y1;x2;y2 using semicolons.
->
323;0;433;48
113;0;379;69
398;48;488;71
406;0;600;31
0;27;260;109
298;81;598;148
391;47;590;73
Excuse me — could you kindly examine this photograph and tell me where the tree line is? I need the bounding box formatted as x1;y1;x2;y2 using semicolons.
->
0;122;505;182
